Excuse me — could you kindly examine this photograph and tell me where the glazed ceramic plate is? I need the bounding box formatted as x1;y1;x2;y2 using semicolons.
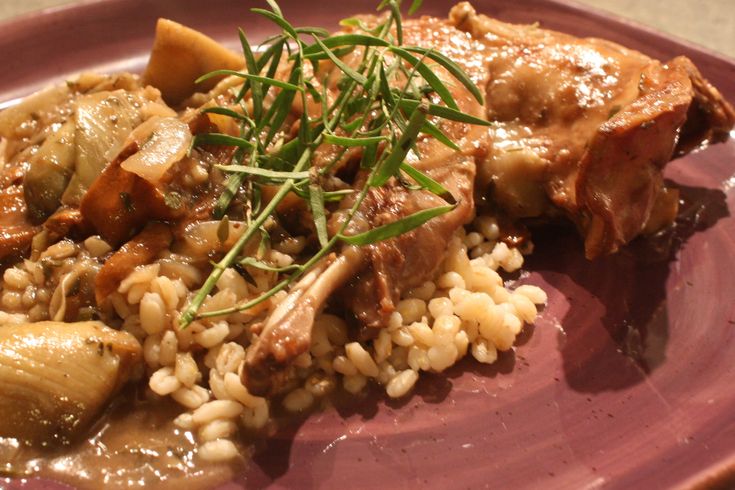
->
2;0;734;488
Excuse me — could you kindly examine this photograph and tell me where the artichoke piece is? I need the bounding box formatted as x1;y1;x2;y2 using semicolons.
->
0;321;141;447
61;90;146;207
0;85;71;140
23;120;76;223
142;18;243;105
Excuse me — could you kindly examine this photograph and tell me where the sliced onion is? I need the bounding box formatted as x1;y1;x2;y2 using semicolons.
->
120;116;192;183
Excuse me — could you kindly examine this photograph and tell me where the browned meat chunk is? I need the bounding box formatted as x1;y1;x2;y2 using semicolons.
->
94;223;173;305
79;119;191;246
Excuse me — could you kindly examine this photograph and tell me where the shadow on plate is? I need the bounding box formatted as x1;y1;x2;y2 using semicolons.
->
525;182;729;394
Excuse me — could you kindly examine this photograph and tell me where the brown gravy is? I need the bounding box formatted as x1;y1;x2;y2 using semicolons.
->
1;389;247;489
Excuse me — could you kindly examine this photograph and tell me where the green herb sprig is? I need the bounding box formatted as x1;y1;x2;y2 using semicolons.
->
179;0;488;328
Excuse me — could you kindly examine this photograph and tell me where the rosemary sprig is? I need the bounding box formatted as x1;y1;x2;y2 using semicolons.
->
179;0;490;327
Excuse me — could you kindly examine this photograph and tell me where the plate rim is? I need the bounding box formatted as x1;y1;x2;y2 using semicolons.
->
0;1;733;488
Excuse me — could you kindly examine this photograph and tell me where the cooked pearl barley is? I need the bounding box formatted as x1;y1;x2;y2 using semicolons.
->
408;322;434;347
268;250;294;268
345;342;379;377
433;315;461;340
175;352;199;387
151;276;180;310
171;385;210;409
159;330;178;367
293;352;313;369
514;284;548;305
304;373;335;398
454;330;469;357
83;236;112;257
41;240;77;260
510;293;537;323
479;310;513;349
73;203;546;460
176;320;205;350
388;346;409;370
373;329;392;363
310;321;332;357
475;215;500;241
16;287;35;308
437;271;465;289
490;241;510;264
119;264;160;293
387;311;403;331
333;355;358;376
110;293;132;319
122;315;144;339
143;333;162;368
241;401;269;430
448;287;470;304
224;372;264;408
468;266;503;294
397;298;427;325
406;281;436;301
321;315;348;346
198;419;237;442
503;312;523;336
472;338;498;364
407;346;430;371
453;293;494;322
490;286;511;304
215;268;249;300
24;259;44;285
209;371;232;401
2;291;21;310
195;321;230;348
140;292;167;335
343;374;367;394
386;369;419;398
199;439;239;462
463;231;484;248
200;289;237;316
3;268;31;290
428;344;458;372
192;400;244;425
428;297;453;319
215;343;245;375
150;367;181;396
391;327;414;347
470;241;496;259
126;283;148;305
283;388;314;413
173;413;195;430
377;362;398;385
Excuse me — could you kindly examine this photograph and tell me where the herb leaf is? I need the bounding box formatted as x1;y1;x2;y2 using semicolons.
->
338;203;456;246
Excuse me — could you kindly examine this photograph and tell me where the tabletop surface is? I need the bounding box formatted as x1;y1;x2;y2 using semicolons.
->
0;0;734;59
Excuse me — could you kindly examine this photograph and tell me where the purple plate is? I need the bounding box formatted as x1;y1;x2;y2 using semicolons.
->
2;0;734;488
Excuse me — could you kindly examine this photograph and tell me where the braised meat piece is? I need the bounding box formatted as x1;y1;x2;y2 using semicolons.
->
447;2;735;257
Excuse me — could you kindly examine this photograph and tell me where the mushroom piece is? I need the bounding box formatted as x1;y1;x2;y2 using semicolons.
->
0;321;142;447
142;18;244;105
